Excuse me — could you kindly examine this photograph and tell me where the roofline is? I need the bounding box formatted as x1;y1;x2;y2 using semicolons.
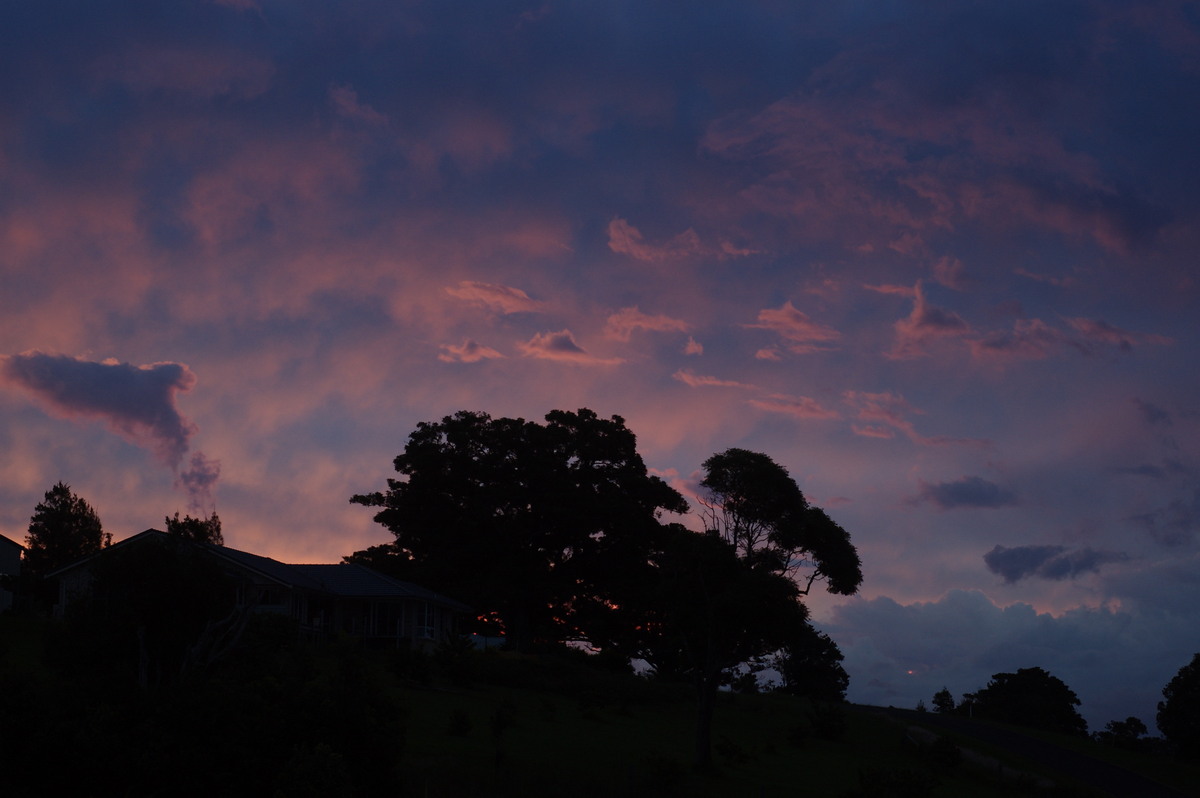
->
201;545;304;588
42;530;471;611
44;528;163;578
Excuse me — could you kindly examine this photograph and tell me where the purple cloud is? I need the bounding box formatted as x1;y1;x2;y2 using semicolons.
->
984;544;1130;584
0;351;219;508
916;476;1017;509
1;352;198;466
1130;488;1200;547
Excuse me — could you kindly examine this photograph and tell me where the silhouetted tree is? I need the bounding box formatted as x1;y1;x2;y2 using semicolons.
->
772;620;850;703
640;525;809;766
699;448;862;594
645;450;862;766
351;409;688;651
23;482;109;581
932;686;956;714
967;666;1087;736
1094;716;1148;750
1158;652;1200;758
165;511;223;545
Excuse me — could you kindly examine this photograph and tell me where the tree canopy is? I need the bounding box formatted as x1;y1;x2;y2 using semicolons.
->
1158;652;1200;758
699;448;862;594
23;481;109;579
351;408;688;650
650;450;863;765
771;619;850;703
932;687;956;714
353;419;862;767
165;512;224;545
963;666;1088;736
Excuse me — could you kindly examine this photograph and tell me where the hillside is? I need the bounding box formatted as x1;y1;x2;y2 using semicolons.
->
2;614;1198;797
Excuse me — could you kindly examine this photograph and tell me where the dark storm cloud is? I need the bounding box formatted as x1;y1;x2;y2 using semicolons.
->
984;544;1065;583
984;544;1131;583
915;476;1017;509
178;452;222;513
0;352;220;509
0;352;198;466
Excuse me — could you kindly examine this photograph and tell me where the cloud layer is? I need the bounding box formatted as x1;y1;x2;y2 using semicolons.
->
0;0;1197;731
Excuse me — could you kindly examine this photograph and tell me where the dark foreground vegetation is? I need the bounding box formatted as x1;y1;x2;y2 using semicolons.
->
3;612;1198;798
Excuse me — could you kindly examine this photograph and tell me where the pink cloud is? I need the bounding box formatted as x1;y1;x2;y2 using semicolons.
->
888;282;971;359
749;393;840;420
445;281;544;314
843;389;988;448
968;318;1069;363
755;348;782;361
1065;318;1174;351
932;256;967;290
672;370;755;390
851;424;895;439
969;317;1172;363
700;86;1161;254
1015;268;1076;288
604;306;691;341
606;218;756;263
329;84;388;126
864;283;916;297
184;138;360;251
401;106;515;176
683;337;704;355
843;390;923;440
748;301;840;353
517;330;623;365
438;340;505;363
606;218;705;262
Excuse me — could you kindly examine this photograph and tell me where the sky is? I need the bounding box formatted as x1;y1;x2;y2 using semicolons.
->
1;0;1198;731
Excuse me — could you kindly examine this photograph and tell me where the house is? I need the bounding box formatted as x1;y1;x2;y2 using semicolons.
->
51;529;471;648
0;533;23;612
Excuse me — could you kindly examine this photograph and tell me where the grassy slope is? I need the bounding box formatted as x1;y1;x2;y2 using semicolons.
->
5;614;1200;798
396;652;1039;797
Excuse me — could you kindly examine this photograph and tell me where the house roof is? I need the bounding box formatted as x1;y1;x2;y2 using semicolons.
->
0;533;24;552
49;528;470;612
205;544;326;591
291;563;472;611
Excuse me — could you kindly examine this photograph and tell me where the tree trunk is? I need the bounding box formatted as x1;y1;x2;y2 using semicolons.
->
694;673;718;768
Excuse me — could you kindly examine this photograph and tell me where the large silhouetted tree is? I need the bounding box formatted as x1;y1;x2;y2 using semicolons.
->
1158;652;1200;758
645;450;862;766
23;481;109;580
640;525;809;765
350;409;688;650
965;667;1087;736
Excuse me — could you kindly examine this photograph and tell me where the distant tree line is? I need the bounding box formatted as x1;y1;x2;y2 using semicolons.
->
925;654;1200;759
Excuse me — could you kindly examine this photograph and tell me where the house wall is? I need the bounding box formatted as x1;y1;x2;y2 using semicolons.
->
54;567;96;618
0;536;21;612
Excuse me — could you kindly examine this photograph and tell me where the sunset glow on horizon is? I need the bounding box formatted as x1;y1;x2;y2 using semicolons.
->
1;0;1197;730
